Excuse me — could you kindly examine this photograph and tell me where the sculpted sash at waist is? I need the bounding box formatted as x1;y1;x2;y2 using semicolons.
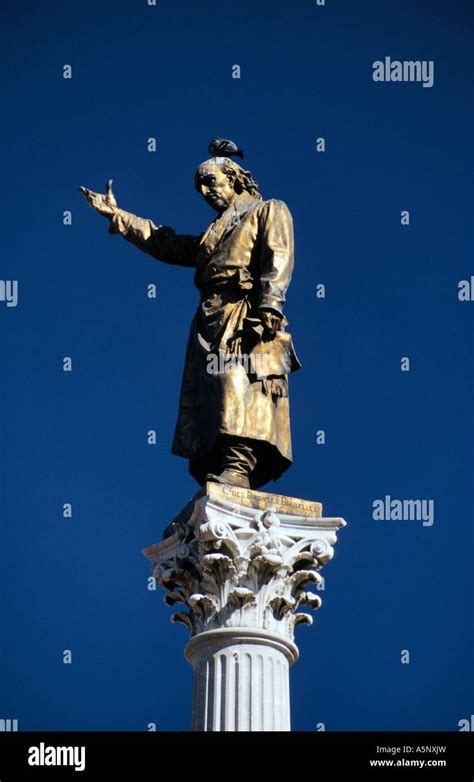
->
196;263;254;298
200;287;252;313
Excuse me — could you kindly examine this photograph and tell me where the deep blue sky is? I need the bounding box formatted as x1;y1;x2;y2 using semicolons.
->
2;0;473;731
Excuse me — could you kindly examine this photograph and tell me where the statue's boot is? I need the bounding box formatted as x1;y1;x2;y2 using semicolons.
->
205;437;256;489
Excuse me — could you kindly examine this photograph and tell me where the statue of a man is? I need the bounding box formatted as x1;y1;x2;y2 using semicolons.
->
80;146;300;490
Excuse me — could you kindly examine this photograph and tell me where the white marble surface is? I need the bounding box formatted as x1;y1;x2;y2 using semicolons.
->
143;484;346;731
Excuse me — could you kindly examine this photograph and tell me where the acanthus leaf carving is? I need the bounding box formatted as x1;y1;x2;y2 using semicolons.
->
145;492;345;643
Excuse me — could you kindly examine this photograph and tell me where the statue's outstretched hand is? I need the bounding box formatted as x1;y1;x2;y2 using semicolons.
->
78;180;117;218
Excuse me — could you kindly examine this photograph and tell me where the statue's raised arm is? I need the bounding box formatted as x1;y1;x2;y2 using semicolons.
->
79;181;200;268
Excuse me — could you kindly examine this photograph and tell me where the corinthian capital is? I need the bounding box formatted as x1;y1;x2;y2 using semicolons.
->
143;483;346;645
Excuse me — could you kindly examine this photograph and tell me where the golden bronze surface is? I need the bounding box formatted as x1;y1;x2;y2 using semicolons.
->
80;151;300;489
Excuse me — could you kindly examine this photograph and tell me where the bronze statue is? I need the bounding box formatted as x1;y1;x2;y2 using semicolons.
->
79;143;300;490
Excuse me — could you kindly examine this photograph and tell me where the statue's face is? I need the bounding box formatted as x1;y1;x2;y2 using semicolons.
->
197;165;237;213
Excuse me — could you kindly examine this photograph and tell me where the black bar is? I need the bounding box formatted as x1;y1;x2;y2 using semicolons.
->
0;731;472;779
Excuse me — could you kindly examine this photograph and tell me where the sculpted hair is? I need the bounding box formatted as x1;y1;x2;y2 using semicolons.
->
195;157;263;201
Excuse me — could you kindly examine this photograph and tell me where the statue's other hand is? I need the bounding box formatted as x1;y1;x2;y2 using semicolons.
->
259;309;282;341
78;186;116;218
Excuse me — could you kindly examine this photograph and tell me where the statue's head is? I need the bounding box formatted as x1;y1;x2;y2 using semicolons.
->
194;157;262;213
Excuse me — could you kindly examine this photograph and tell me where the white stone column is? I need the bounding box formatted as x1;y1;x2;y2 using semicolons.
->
143;482;346;732
186;629;297;731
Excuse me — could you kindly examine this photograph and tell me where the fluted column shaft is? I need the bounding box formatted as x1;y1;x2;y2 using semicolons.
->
186;629;298;731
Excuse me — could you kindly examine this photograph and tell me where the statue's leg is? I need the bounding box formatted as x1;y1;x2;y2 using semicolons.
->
205;435;257;489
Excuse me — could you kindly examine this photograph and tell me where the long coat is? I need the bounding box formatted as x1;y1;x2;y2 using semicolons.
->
109;191;300;488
